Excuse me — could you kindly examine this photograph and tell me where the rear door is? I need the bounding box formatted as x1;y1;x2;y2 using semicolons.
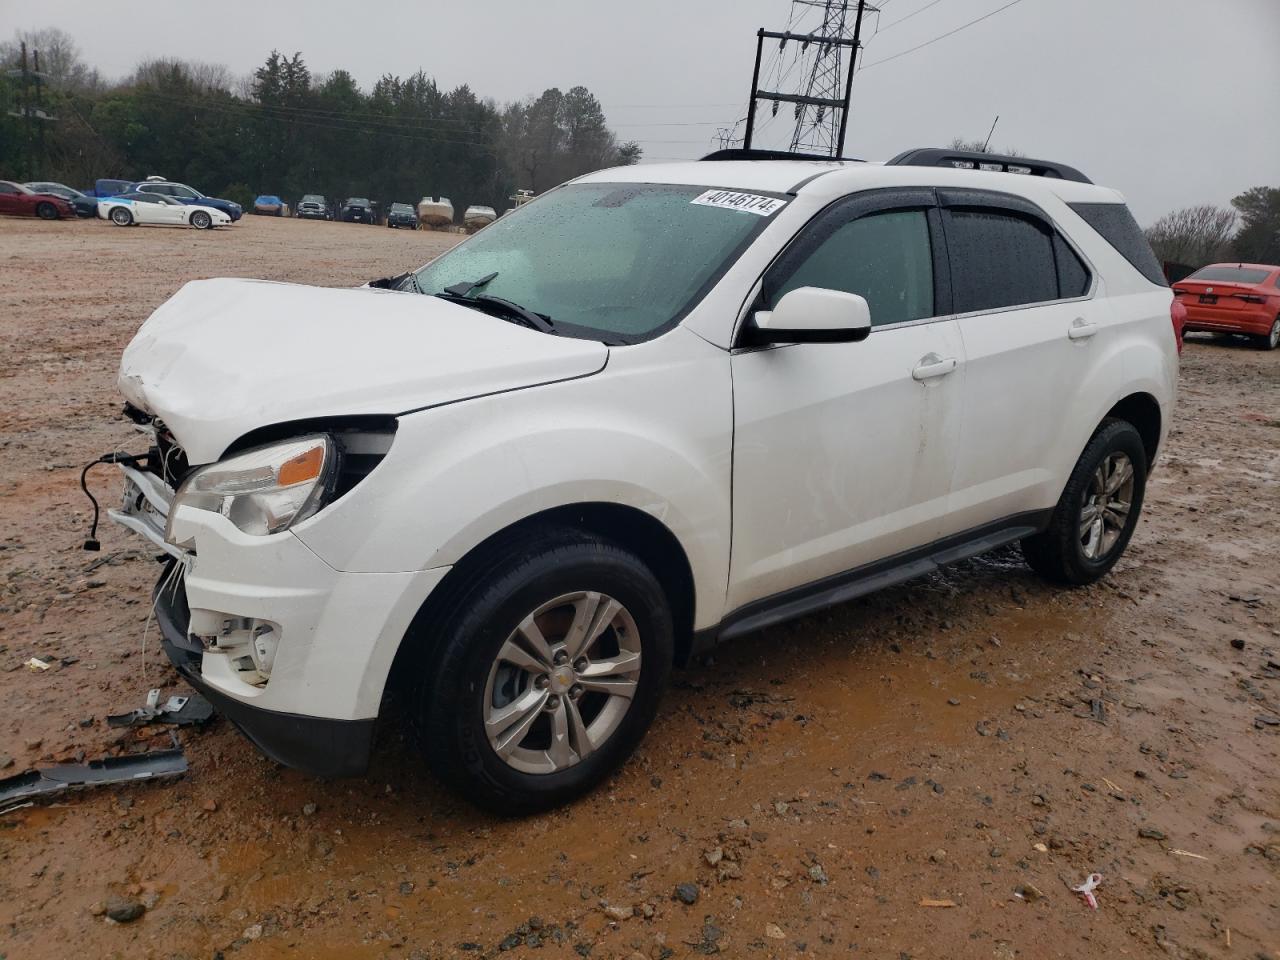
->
937;189;1102;536
729;188;967;611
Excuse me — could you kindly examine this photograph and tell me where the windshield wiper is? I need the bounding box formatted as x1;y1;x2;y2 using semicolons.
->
443;271;498;298
433;290;555;334
473;294;555;333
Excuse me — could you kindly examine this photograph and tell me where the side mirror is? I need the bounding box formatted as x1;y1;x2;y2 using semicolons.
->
747;286;872;345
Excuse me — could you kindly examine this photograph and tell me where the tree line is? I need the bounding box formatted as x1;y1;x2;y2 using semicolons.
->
1145;190;1280;271
0;28;641;212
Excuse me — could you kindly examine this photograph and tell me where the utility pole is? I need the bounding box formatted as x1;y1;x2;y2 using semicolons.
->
741;0;875;158
6;41;57;179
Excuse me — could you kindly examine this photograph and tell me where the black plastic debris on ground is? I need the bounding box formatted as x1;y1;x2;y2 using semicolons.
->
106;692;214;729
0;749;187;806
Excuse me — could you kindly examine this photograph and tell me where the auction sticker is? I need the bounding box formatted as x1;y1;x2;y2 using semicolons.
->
691;190;785;216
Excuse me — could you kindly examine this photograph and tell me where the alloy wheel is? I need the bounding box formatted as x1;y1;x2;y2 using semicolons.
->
1270;319;1279;349
483;591;642;775
1079;451;1134;560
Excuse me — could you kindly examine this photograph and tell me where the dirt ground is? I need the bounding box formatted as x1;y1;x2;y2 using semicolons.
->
0;214;1277;960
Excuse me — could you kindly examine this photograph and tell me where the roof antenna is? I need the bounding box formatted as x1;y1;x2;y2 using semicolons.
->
981;114;1000;153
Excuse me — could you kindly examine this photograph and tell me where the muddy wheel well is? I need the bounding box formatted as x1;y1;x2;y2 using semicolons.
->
388;503;697;695
1105;393;1161;466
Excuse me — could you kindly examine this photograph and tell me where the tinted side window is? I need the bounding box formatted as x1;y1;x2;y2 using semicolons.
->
772;210;935;326
1068;201;1167;286
1054;234;1091;298
171;185;199;199
0;184;17;194
944;209;1057;312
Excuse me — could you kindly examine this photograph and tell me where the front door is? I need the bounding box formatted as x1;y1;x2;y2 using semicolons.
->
728;189;966;613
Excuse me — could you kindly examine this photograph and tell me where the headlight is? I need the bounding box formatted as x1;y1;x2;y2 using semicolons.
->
165;435;337;542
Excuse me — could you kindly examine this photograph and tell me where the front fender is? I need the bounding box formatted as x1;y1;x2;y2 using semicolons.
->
293;328;734;629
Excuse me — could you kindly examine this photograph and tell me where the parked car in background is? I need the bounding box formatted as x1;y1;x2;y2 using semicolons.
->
83;178;135;199
386;202;418;229
1174;263;1280;350
24;181;98;217
132;177;243;222
341;197;375;223
98;192;229;229
253;195;285;216
0;180;76;219
105;147;1178;811
296;194;331;220
463;205;497;233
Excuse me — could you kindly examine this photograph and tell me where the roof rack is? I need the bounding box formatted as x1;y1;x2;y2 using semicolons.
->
886;148;1092;184
700;148;859;163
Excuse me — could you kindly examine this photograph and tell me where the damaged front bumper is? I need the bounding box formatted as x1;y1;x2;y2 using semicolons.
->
109;464;447;779
153;566;374;778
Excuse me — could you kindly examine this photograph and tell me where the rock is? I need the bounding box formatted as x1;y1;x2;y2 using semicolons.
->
399;881;415;895
1016;883;1045;902
242;923;264;940
603;904;633;921
704;846;723;866
765;922;786;940
89;900;106;917
1138;827;1167;841
0;755;14;769
808;863;828;884
674;883;699;905
990;847;1004;858
929;849;947;863
104;895;145;923
302;802;318;815
202;799;218;812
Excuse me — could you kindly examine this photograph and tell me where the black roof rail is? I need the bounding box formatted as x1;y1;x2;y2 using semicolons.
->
886;147;1092;184
700;148;860;163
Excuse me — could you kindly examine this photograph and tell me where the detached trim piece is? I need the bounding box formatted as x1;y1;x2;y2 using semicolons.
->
690;510;1051;657
887;148;1092;185
0;750;187;806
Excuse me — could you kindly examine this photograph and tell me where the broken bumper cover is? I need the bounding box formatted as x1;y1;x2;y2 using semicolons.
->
154;571;375;778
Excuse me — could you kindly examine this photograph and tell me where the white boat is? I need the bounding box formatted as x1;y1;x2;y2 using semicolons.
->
463;205;497;233
417;197;454;229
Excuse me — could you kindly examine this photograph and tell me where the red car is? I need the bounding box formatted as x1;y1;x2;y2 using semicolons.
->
0;180;77;220
1174;262;1280;350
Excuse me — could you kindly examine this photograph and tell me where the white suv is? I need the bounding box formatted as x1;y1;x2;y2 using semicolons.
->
102;147;1179;810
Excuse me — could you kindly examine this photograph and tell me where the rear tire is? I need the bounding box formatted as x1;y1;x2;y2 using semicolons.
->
36;202;58;220
1256;317;1280;351
416;529;673;814
1021;419;1147;585
109;206;132;226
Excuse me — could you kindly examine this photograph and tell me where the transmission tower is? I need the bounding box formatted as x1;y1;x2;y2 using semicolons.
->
741;0;875;158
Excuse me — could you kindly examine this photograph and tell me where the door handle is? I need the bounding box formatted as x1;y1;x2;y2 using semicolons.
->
912;353;958;381
1068;317;1098;340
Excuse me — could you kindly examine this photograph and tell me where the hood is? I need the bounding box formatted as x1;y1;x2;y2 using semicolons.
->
118;278;609;463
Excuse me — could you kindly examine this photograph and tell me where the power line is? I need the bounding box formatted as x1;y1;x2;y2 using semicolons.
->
860;0;1031;70
876;0;948;31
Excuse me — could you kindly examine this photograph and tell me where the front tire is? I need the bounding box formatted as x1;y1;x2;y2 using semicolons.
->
109;206;132;226
36;202;58;220
417;530;673;813
1022;419;1148;585
190;210;212;230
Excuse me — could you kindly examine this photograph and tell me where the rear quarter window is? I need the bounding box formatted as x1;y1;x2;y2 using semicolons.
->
1068;201;1167;287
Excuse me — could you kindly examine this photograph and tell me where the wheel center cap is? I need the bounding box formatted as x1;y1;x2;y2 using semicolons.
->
550;665;575;693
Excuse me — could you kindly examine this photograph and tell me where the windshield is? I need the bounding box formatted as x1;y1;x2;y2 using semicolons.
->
348;198;369;205
411;182;786;341
391;203;412;213
1187;265;1271;285
301;194;323;202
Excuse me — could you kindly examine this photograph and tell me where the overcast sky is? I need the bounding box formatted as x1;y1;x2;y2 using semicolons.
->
5;0;1277;223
